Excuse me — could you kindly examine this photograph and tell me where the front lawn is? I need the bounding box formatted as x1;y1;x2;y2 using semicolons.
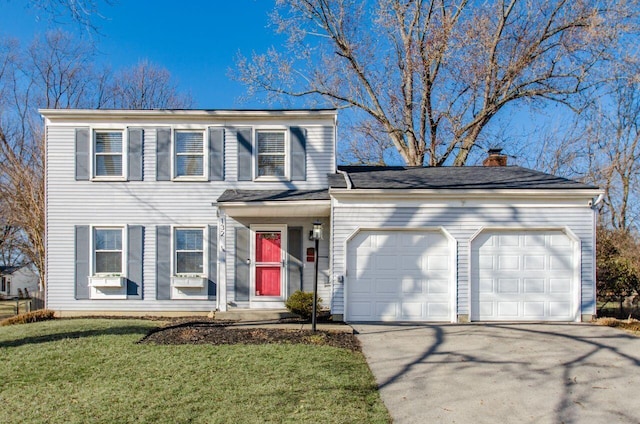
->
0;319;389;423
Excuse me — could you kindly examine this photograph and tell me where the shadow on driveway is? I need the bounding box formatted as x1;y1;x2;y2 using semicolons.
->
353;323;640;424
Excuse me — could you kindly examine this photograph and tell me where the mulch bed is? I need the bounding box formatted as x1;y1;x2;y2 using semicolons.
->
139;320;361;351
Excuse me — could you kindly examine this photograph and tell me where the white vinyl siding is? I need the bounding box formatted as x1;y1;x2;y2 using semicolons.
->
256;130;286;177
44;112;335;313
175;131;204;178
331;202;595;320
94;131;123;177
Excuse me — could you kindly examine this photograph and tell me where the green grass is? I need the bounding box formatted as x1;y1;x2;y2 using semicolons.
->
0;319;389;423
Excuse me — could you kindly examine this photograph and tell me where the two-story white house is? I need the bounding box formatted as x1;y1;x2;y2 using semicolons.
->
42;108;601;322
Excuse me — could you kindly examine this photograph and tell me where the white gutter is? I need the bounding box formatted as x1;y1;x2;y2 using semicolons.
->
329;188;603;199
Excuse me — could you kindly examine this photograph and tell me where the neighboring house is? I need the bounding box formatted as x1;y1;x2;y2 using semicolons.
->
41;109;601;322
0;264;39;298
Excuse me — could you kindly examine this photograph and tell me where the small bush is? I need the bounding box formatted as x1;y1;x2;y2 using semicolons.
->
285;290;322;320
0;309;56;326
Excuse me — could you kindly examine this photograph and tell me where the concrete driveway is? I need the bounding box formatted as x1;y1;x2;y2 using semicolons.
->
353;323;640;423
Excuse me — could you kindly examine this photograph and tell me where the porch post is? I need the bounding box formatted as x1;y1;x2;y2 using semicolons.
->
218;211;227;312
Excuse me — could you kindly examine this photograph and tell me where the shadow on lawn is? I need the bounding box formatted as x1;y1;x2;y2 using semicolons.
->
0;325;154;348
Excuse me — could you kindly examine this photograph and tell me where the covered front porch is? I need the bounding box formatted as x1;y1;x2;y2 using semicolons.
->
216;189;331;311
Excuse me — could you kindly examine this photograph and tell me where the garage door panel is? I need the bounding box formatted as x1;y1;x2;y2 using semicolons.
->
402;279;424;294
523;302;545;317
524;279;545;293
498;302;519;317
550;279;571;293
427;279;449;294
346;230;453;322
401;303;423;319
549;302;571;317
375;278;400;294
427;256;449;270
471;230;576;321
375;302;398;320
498;279;519;293
427;303;450;318
349;301;372;319
350;278;373;295
524;256;545;270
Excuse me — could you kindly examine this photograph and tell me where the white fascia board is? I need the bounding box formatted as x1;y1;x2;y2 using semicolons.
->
330;188;603;203
219;200;331;218
40;108;338;123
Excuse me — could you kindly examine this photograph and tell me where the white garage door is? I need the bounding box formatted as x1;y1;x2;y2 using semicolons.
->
470;230;577;321
346;230;453;322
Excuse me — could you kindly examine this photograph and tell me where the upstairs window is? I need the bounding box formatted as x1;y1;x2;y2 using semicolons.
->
94;131;123;177
175;228;204;275
256;130;286;177
175;131;204;178
94;228;123;275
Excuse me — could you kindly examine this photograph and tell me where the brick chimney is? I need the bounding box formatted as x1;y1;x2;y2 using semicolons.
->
483;148;507;167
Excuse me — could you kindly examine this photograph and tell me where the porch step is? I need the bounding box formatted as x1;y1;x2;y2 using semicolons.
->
214;309;295;322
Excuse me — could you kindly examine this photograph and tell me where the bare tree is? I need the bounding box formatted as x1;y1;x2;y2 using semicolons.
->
27;0;113;33
0;31;192;288
587;59;640;232
236;0;635;166
105;60;193;109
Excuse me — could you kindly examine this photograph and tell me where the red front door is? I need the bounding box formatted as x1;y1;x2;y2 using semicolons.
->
255;231;281;296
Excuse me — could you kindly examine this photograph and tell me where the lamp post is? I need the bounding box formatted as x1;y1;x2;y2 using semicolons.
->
311;220;323;332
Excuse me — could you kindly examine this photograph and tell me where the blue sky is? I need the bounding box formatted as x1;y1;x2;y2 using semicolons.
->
0;0;282;108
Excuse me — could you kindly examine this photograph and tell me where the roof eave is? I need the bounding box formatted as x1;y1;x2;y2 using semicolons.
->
329;188;603;199
40;108;338;122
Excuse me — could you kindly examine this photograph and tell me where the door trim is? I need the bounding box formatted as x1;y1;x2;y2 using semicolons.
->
249;224;288;305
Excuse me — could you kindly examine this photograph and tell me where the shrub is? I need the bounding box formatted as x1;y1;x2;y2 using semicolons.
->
285;290;322;320
0;309;56;326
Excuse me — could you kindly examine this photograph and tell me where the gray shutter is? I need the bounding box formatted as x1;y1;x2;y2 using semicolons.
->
75;128;90;181
290;127;307;181
156;225;171;300
127;225;144;299
156;128;171;181
75;225;90;299
208;225;218;300
287;227;303;295
237;127;253;181
128;128;144;181
235;226;250;301
209;128;224;181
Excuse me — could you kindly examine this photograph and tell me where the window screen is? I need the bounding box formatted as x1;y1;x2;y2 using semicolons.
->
94;228;122;274
95;131;123;177
257;131;285;177
175;228;204;274
175;131;204;177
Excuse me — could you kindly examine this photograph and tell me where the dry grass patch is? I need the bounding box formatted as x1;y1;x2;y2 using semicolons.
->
0;309;55;326
595;317;640;335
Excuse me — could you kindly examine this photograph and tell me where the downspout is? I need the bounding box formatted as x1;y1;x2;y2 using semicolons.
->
590;193;604;321
336;169;353;189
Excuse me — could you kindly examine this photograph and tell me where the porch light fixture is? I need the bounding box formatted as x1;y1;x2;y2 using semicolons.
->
311;220;323;332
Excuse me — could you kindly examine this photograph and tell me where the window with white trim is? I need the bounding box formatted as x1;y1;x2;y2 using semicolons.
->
256;130;286;177
94;131;123;177
175;228;204;275
94;228;123;275
175;131;205;178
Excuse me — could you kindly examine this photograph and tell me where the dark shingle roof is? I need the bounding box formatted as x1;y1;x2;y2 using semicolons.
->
331;166;597;190
217;189;330;203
